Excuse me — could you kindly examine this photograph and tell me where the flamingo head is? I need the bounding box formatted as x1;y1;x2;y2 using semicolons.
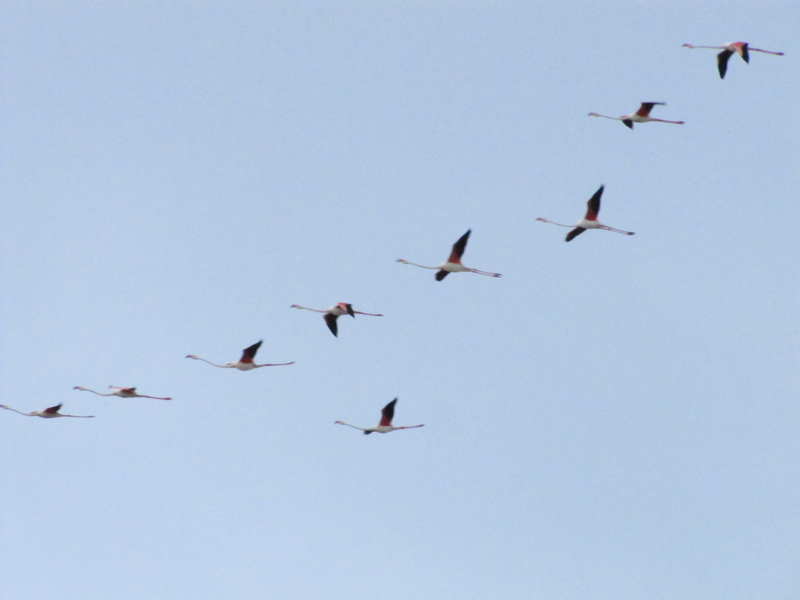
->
396;259;408;263
186;355;197;359
536;217;546;222
290;304;301;309
73;386;84;390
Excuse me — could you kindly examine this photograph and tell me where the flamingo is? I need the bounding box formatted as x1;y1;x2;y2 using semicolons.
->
335;398;424;435
186;340;295;370
536;185;634;242
397;229;502;281
588;102;684;129
290;303;383;337
683;42;784;79
73;385;173;400
1;403;94;419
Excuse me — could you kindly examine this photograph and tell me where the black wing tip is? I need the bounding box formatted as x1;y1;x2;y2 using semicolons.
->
565;227;585;242
622;119;633;129
435;270;449;281
324;314;339;336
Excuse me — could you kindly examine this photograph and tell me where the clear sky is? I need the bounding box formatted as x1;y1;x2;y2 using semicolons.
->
1;2;798;599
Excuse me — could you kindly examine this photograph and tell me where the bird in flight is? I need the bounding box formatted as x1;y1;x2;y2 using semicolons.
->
397;229;502;281
683;42;784;79
73;385;173;400
1;403;94;419
537;185;635;241
186;340;295;370
335;398;424;435
291;303;383;337
589;102;684;129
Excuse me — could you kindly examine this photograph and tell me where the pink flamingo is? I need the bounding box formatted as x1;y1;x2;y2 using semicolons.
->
73;385;172;400
397;229;502;281
290;303;383;337
335;398;424;435
186;340;294;370
589;102;684;129
1;403;94;419
683;42;784;79
537;185;634;242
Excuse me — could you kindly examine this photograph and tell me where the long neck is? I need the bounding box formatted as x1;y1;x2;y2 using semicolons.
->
398;260;437;270
684;44;724;50
193;357;231;368
335;421;367;432
292;305;327;313
77;388;114;396
588;113;621;121
1;405;34;416
537;218;574;228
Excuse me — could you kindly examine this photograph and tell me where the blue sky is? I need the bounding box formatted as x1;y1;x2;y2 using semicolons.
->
1;2;798;599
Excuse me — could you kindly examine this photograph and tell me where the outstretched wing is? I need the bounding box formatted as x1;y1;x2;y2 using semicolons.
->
344;303;355;317
586;186;603;220
435;269;449;281
636;102;664;117
379;398;398;426
44;404;62;414
717;49;733;78
324;313;339;337
740;43;750;63
622;119;633;129
241;340;263;362
566;227;586;242
448;230;471;263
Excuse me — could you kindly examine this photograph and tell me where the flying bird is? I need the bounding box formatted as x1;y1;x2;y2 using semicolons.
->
186;340;295;370
72;386;172;400
588;102;684;129
536;185;635;241
1;403;94;419
335;398;424;435
397;229;502;281
683;42;784;79
290;303;383;337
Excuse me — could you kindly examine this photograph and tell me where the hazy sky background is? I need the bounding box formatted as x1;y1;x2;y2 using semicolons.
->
2;2;798;599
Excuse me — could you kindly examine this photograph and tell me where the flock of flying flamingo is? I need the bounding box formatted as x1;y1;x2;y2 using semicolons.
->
1;40;784;431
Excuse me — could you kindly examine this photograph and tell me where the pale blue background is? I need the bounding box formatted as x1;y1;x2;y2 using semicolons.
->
1;2;798;599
